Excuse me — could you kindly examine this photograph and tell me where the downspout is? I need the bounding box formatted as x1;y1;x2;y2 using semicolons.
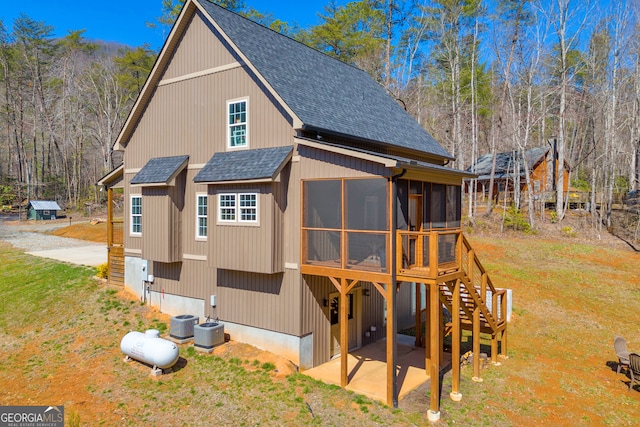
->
389;168;406;408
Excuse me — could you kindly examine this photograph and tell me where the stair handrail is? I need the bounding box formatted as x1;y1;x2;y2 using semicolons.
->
461;234;507;328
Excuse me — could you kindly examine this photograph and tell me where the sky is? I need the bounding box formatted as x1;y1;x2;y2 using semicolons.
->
0;0;339;51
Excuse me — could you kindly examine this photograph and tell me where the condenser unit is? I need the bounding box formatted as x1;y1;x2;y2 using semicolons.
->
170;314;199;341
194;322;224;352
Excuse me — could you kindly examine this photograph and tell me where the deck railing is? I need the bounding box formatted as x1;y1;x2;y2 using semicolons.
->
396;229;463;279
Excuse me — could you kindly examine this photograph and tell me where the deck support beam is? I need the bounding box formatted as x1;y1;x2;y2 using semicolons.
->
472;305;482;382
415;283;423;347
386;282;398;407
107;187;114;285
450;279;462;401
501;326;508;358
340;277;348;388
428;281;441;419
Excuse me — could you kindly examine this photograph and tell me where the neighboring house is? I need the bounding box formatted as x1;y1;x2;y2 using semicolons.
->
27;200;62;220
99;0;507;417
466;147;571;206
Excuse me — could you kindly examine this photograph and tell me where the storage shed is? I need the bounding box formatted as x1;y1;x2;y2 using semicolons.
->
27;200;62;220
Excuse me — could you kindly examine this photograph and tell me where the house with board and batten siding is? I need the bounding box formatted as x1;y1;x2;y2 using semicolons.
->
98;0;508;417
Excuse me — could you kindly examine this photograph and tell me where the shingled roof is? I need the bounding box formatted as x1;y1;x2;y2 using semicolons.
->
197;0;452;161
469;147;548;180
194;146;293;183
131;155;189;185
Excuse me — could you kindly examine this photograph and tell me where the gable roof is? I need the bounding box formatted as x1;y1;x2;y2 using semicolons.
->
469;147;548;180
194;146;293;183
28;200;62;211
198;1;451;160
114;0;452;163
131;155;189;186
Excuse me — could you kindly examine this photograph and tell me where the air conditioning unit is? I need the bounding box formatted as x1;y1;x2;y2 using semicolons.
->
170;314;199;341
193;322;225;352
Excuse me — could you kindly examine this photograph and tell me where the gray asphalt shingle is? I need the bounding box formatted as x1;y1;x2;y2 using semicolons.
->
194;146;293;183
469;147;548;179
198;1;452;160
131;155;189;185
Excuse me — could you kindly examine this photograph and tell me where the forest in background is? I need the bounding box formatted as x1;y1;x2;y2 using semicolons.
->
0;0;638;234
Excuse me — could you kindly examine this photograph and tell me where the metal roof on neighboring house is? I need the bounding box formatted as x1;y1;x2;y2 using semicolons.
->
29;200;62;211
131;155;189;185
197;0;452;161
468;147;548;180
194;146;293;183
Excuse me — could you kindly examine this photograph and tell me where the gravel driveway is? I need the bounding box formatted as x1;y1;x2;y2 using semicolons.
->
0;214;106;266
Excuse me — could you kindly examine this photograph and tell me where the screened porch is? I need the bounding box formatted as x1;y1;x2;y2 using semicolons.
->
300;177;464;281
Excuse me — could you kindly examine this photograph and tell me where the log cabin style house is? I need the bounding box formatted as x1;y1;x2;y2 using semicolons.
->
466;146;572;207
99;0;508;418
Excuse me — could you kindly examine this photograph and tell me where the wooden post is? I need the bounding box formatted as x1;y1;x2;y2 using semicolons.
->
340;278;348;388
428;282;441;421
472;306;482;382
501;327;508;358
501;295;508;358
107;187;113;285
491;333;498;364
107;187;113;247
386;282;397;407
387;173;399;408
450;279;462;401
425;284;431;370
429;231;439;279
415;283;422;347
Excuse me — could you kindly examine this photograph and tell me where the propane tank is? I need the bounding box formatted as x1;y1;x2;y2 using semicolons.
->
120;329;179;369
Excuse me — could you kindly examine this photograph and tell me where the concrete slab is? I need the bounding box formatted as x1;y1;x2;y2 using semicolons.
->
303;335;452;404
26;245;107;267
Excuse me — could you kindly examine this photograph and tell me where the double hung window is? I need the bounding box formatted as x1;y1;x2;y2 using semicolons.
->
131;195;142;235
228;100;247;148
196;194;207;238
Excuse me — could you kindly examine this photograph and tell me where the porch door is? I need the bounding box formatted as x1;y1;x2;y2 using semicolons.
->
408;195;423;267
330;290;361;358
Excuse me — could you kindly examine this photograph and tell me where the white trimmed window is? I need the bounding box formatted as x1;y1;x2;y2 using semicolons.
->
218;192;258;224
131;195;142;235
228;99;247;148
239;193;257;222
218;194;236;222
196;194;208;238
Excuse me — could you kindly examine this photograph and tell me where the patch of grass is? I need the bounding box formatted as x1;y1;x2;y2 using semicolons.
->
260;362;276;371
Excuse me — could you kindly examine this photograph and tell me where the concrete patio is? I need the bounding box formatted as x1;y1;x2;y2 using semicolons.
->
303;334;452;403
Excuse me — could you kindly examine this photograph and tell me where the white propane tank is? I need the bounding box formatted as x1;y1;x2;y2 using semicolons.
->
120;329;179;369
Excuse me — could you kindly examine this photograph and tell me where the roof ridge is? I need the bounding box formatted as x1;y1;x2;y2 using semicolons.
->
199;0;368;75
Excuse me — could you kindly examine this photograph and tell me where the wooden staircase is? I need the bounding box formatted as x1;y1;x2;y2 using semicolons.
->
439;235;508;365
